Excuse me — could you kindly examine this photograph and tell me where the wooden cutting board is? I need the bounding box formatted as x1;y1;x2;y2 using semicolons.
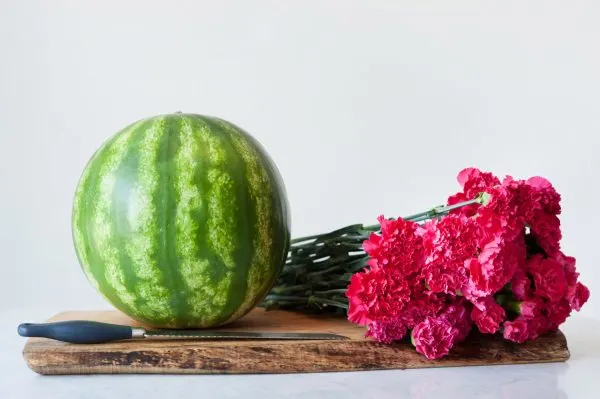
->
22;309;569;375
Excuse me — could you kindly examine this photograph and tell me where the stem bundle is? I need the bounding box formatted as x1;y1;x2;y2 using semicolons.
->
261;197;482;313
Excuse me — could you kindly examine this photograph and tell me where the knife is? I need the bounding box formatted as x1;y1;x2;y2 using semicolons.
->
17;321;348;344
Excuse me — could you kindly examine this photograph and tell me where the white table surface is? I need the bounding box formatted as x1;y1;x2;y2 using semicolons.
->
1;308;598;399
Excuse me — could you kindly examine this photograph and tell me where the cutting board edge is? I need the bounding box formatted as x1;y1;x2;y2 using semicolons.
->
25;350;570;376
22;353;570;376
22;333;570;376
20;309;571;375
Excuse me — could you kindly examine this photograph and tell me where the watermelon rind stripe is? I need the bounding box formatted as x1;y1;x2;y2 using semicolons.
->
122;117;177;324
108;119;156;321
74;119;151;315
196;116;254;326
173;116;209;325
91;121;143;313
215;118;277;323
72;113;290;328
174;116;232;326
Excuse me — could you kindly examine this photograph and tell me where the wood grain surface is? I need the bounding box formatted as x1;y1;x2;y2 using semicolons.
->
22;309;570;375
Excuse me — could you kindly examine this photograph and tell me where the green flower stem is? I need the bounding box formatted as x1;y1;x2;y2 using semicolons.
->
314;288;350;295
495;294;509;306
263;295;349;310
295;196;482;245
363;197;482;230
309;297;349;309
270;284;314;295
504;299;521;314
495;294;522;314
265;295;311;302
262;194;486;312
290;224;366;245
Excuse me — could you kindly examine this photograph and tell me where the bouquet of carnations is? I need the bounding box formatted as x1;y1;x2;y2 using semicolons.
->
263;168;590;359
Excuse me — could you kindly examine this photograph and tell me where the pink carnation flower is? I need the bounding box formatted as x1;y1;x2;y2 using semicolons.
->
501;175;561;221
553;251;579;285
466;238;523;299
482;185;526;241
510;270;533;300
458;167;501;199
546;299;572;329
530;212;562;257
439;297;473;342
398;288;446;329
503;318;530;343
447;168;500;217
420;215;479;294
347;167;589;356
526;176;561;215
411;316;459;360
567;282;590;312
346;267;411;326
363;216;425;276
503;316;550;343
518;298;545;317
366;319;408;344
471;296;506;334
527;255;568;303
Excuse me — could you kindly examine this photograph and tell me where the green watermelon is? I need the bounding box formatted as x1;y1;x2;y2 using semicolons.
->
72;113;290;328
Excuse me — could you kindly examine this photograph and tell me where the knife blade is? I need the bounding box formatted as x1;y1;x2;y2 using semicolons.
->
17;320;348;344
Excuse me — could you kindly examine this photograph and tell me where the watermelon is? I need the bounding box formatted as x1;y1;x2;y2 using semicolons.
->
72;113;290;328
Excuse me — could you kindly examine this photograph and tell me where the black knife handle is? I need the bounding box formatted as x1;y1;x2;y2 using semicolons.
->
17;321;134;344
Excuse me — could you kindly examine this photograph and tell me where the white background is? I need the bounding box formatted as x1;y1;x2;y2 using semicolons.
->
1;1;599;320
2;2;600;398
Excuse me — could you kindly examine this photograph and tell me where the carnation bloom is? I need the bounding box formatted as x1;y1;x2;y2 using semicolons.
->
502;318;530;343
447;168;501;217
567;282;590;312
411;316;459;360
503;316;549;343
530;212;562;257
526;176;561;215
342;167;588;359
398;286;446;329
496;175;562;256
501;176;533;216
546;299;572;329
462;188;527;301
346;267;411;326
481;185;525;241
439;297;473;342
475;206;518;245
420;215;479;294
466;238;523;299
365;319;408;344
501;175;560;221
510;270;533;300
554;251;579;285
458;168;501;199
471;296;506;334
527;255;568;303
518;298;545;318
362;216;425;276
